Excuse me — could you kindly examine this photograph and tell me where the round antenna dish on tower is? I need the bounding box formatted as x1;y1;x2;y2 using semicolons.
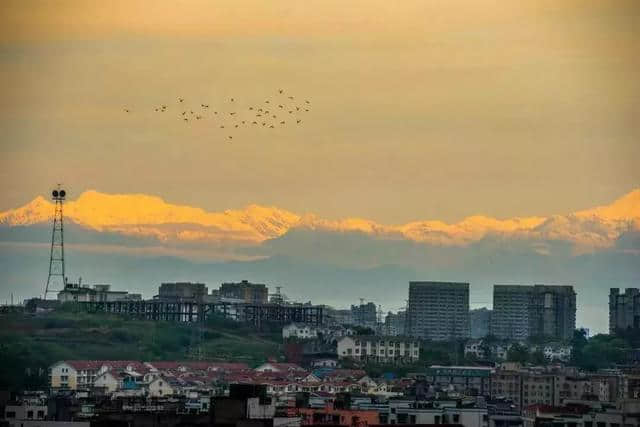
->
52;190;59;198
59;190;66;198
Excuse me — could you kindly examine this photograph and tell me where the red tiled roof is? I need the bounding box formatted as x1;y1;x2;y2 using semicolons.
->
146;361;249;372
325;369;367;379
256;362;306;372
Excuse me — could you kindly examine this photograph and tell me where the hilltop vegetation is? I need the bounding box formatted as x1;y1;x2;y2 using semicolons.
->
0;307;282;391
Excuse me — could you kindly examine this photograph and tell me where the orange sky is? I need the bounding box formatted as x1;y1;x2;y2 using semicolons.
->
1;0;638;223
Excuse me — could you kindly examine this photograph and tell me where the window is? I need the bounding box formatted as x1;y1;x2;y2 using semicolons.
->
27;410;34;419
435;415;441;424
453;414;460;423
5;411;15;418
37;410;45;418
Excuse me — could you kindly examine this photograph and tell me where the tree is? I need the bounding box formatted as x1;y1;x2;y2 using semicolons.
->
507;343;529;364
530;349;547;365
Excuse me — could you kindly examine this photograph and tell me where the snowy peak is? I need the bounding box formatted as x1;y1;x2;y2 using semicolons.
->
1;189;639;250
0;196;54;225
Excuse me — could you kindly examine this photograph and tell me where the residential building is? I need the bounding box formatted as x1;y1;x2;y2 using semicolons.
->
296;401;380;426
219;280;268;304
157;282;209;302
49;360;147;390
385;400;489;427
350;302;377;329
282;323;319;340
491;285;576;341
406;281;470;341
609;288;640;333
3;395;48;426
522;403;640;427
337;336;420;363
325;308;353;326
385;311;406;336
425;366;494;396
470;308;492;339
465;340;512;361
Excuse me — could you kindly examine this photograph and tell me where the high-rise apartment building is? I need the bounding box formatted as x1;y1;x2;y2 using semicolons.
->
469;308;492;339
219;280;269;304
385;311;406;336
351;302;378;329
609;288;640;333
491;284;576;341
406;281;470;341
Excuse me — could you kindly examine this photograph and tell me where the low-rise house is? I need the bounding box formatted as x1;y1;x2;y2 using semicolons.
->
49;360;147;390
3;400;48;425
310;358;338;369
464;339;511;360
541;345;572;362
282;323;319;340
337;336;420;363
148;376;177;397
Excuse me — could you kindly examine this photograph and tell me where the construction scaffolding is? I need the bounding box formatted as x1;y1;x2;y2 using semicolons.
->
77;300;324;327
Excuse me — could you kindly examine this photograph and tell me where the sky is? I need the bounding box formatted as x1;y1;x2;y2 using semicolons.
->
1;0;639;224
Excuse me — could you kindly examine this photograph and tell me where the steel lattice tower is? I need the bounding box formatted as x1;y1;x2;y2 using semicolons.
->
44;186;67;299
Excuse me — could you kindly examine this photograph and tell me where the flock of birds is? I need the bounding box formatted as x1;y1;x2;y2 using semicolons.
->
123;89;312;142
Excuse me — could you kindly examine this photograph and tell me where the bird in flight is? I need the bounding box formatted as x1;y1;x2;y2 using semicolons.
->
280;121;285;124
178;98;184;103
230;98;235;102
279;89;284;94
124;108;130;113
297;119;302;124
288;96;294;100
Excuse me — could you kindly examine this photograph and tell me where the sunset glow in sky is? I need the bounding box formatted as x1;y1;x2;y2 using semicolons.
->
1;0;638;224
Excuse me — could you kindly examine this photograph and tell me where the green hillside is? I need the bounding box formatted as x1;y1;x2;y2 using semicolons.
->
0;306;282;391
